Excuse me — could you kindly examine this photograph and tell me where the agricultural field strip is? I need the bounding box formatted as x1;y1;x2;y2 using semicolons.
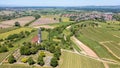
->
60;49;104;68
71;36;111;68
0;16;35;26
0;27;32;39
80;27;120;59
30;17;59;26
99;42;120;60
60;49;119;68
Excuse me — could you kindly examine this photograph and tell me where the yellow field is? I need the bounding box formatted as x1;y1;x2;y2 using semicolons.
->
0;27;33;39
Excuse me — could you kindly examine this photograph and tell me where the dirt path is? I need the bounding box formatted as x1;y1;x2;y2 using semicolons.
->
71;36;109;68
33;25;54;29
71;36;99;58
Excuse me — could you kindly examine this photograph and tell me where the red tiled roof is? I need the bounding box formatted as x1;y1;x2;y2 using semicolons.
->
31;35;38;43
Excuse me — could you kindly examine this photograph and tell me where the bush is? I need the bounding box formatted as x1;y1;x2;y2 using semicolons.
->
27;57;35;65
30;47;38;54
39;51;46;57
37;56;45;66
15;21;21;27
21;57;28;63
8;43;14;48
8;55;16;64
0;46;8;53
20;46;31;55
50;57;58;67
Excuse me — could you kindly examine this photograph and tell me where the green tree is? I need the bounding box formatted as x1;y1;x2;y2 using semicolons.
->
15;21;21;27
30;47;38;54
39;51;46;57
0;46;8;53
49;45;55;53
8;55;16;64
27;57;35;65
37;56;45;66
50;57;58;67
20;46;30;55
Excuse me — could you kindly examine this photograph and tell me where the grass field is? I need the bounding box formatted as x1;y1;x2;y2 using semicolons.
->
59;51;104;68
42;31;49;41
0;64;51;68
75;21;120;61
0;27;18;33
0;16;35;27
0;27;33;39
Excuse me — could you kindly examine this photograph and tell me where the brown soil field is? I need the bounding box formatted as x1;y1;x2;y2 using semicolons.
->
0;24;12;28
0;16;35;27
30;18;59;26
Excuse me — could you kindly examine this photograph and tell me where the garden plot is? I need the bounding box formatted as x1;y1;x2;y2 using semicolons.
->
30;18;59;26
0;16;35;27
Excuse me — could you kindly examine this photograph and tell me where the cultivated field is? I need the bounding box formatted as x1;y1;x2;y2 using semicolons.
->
75;21;120;62
59;51;104;68
30;17;59;26
0;16;35;28
0;64;51;68
0;27;33;39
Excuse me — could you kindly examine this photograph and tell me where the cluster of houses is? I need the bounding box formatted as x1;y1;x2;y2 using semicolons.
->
62;12;113;21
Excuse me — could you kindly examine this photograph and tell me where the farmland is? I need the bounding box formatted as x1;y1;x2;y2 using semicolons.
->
30;17;59;26
0;16;35;28
0;27;33;39
70;21;120;62
59;51;104;68
0;7;120;68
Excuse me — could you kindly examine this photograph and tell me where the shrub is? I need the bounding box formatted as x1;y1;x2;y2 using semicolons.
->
8;55;16;64
37;56;45;66
50;57;58;67
39;51;46;57
15;21;21;27
27;57;35;65
21;57;28;63
0;46;8;53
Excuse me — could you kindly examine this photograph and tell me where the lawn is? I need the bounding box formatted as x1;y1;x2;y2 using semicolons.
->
0;27;33;39
59;51;104;68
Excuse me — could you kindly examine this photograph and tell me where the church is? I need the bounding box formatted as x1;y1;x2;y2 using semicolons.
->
31;28;42;43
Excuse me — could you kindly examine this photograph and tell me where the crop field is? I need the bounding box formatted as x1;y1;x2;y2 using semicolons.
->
30;17;59;26
0;64;51;68
0;27;17;33
0;27;33;39
59;51;104;68
75;21;120;61
0;16;35;27
0;24;12;28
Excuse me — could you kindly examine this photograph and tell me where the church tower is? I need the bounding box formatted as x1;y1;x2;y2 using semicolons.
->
38;28;42;43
